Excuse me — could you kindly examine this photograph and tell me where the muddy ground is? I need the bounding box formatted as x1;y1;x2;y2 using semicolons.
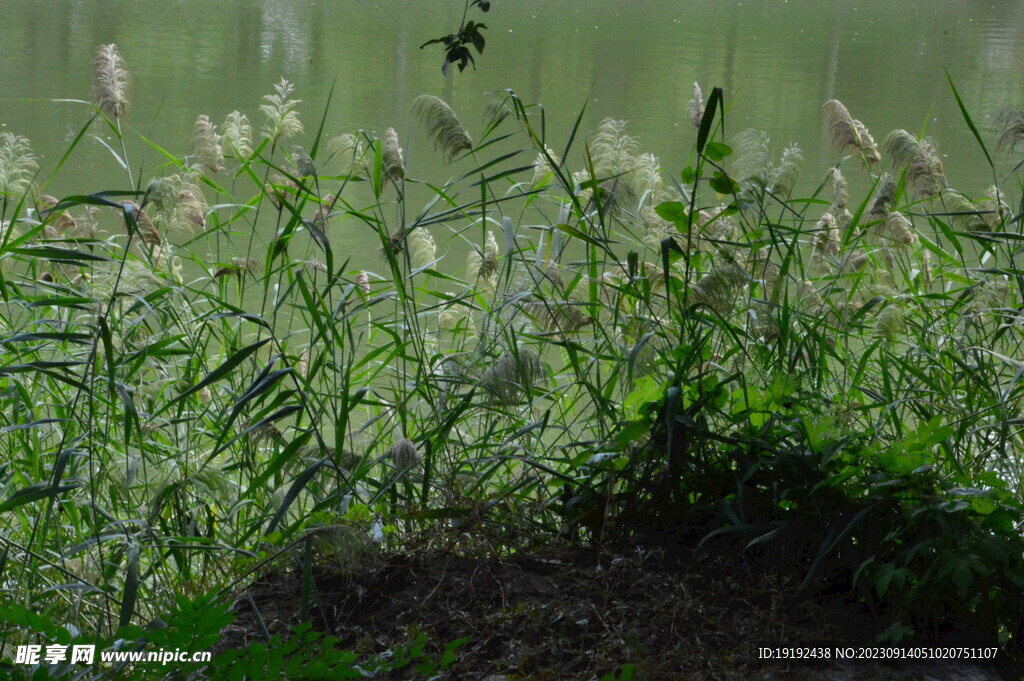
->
220;535;1021;681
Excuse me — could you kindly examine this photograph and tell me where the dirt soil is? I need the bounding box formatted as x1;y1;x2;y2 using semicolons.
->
218;536;1023;681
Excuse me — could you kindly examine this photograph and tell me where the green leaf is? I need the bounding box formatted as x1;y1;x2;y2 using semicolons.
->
696;86;723;155
624;376;662;414
709;170;739;195
944;69;994;170
655;200;687;224
704;141;732;162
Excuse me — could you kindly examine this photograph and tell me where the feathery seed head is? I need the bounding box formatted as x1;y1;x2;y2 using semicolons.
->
379;227;408;259
291;146;316;178
91;44;131;120
846;250;870;272
590;118;639;177
733;129;771;188
812;212;840;257
35;194;77;235
823;99;880;163
119;201;160;247
409;227;437;270
531;146;561;188
689;82;705;130
0;133;38;197
875;304;905;340
690;264;748;314
299;259;327;274
883;211;917;247
214;257;262;279
412;95;473;162
382;127;405;183
260;78;303;144
869;173;898;220
980;186;1008;230
356;270;371;294
480;348;544;404
996;106;1024;153
526;300;592;334
945;192;988;232
826;167;849;210
311;194;336;228
265;173;297;209
221;111;253;158
147;174;206;234
191;115;223;176
768;143;802;197
388;438;421;472
630;152;664;200
885;130;945;200
329;134;370;178
884;129;919;169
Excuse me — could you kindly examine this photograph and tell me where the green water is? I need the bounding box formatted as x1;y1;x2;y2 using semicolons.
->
2;0;1023;263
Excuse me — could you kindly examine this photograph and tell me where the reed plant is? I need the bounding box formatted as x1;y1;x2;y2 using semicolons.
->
2;48;1024;677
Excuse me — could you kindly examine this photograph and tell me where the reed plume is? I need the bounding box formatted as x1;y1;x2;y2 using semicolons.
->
92;44;130;121
767;144;802;197
380;227;408;259
438;303;470;331
35;195;77;236
483;100;514;128
291;146;316;178
995;106;1024;152
525;300;592;334
480;348;544;404
412;95;473;162
531;146;560;188
689;264;748;314
409;227;437;269
382;127;405;183
590;118;639;177
191;115;223;176
875;304;905;340
825;167;849;211
883;212;917;246
688;82;705;130
119;201;160;247
944;191;988;232
884;130;945;200
260;78;303;144
0;133;38;197
311;194;336;228
466;231;500;293
221;111;253;158
630;152;664;201
388;438;421;472
868;173;897;220
147;174;207;234
733;129;771;187
264;173;297;209
214;257;262;279
823;100;880;163
298;259;327;274
329;134;370;178
811;212;841;257
979;186;1008;230
356;271;371;294
696;205;738;243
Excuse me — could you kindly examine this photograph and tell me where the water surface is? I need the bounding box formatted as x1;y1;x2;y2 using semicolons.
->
2;1;1023;249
